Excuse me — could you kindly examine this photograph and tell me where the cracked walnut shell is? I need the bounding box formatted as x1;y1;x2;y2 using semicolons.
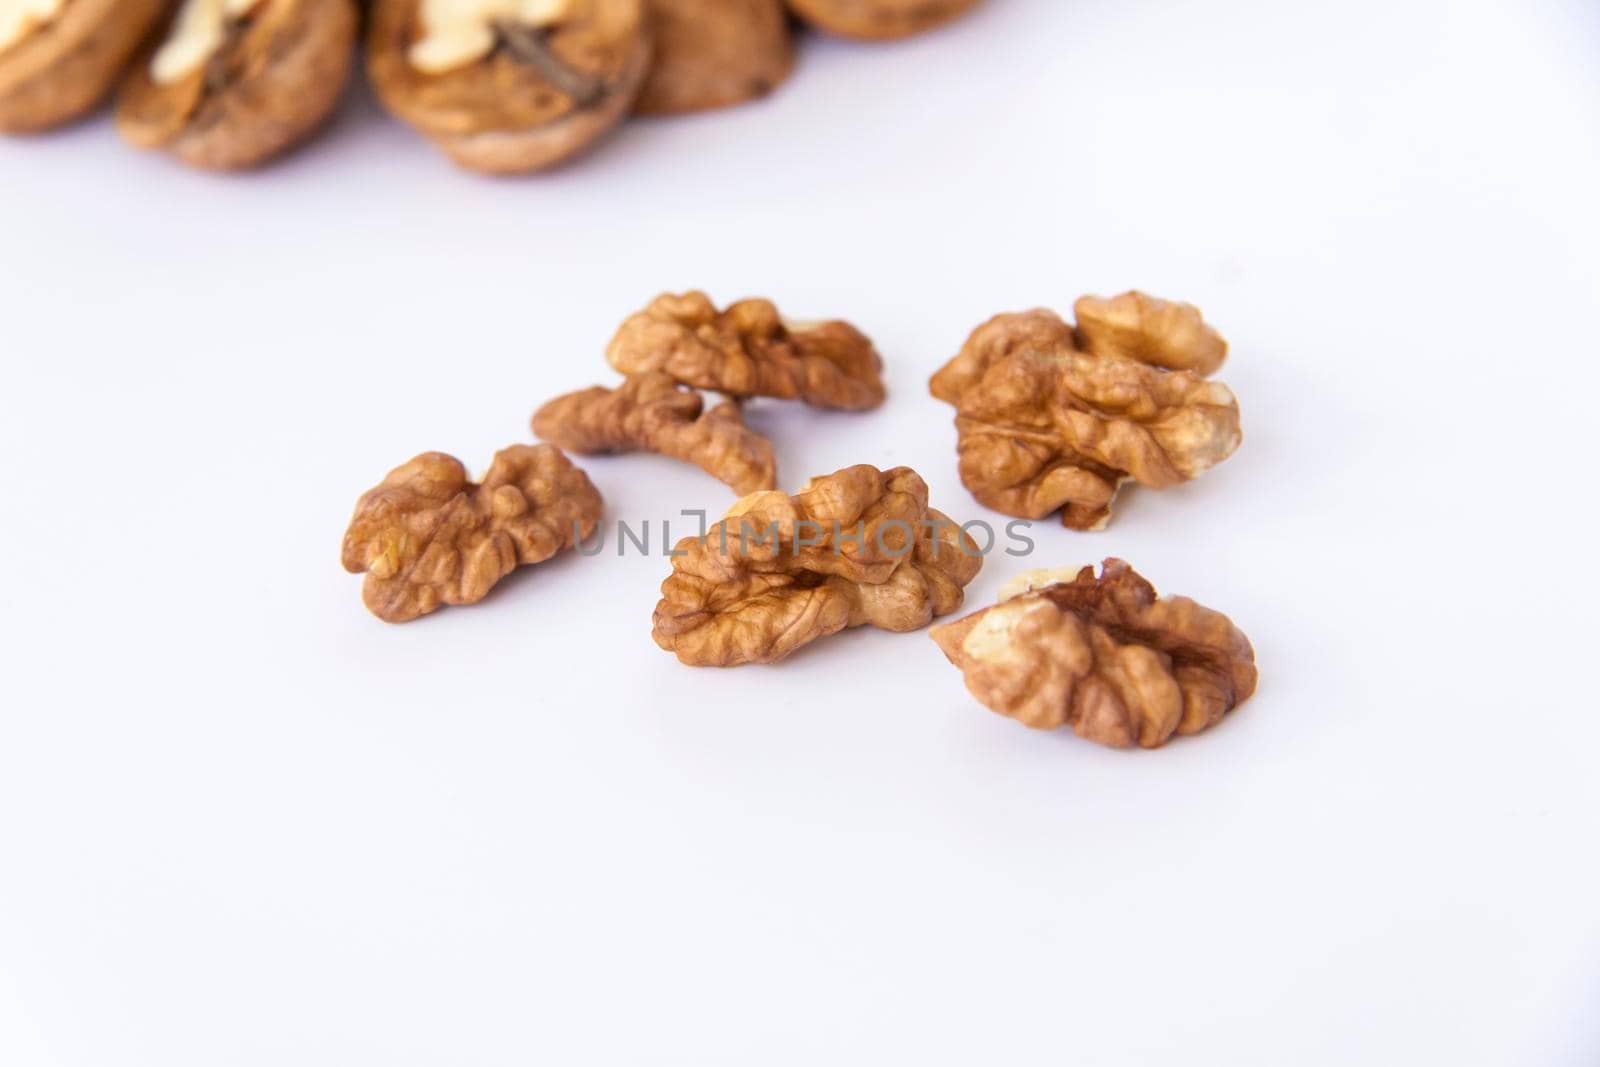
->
930;292;1241;531
342;443;603;623
607;291;886;411
532;371;777;495
116;0;358;170
930;560;1257;748
653;464;982;666
784;0;981;40
367;0;651;174
635;0;792;115
0;0;170;133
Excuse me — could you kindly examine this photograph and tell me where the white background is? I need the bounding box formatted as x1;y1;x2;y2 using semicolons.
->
3;0;1599;1063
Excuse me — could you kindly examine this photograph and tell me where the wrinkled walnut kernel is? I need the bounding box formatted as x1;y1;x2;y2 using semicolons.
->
532;371;777;495
367;0;650;174
635;0;793;115
653;464;982;666
342;444;603;622
784;0;981;40
116;0;358;170
930;292;1241;530
608;291;887;411
930;559;1257;748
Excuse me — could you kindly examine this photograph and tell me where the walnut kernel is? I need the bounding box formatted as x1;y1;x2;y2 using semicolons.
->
930;560;1257;748
342;443;603;623
930;292;1242;530
0;0;169;133
653;464;982;666
607;291;886;411
532;371;778;495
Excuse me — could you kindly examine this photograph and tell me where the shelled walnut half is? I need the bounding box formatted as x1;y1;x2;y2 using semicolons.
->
784;0;981;40
532;371;777;495
0;0;170;133
931;560;1258;749
930;292;1242;531
116;0;357;169
608;291;886;411
342;443;603;622
635;0;792;115
367;0;651;174
653;464;982;666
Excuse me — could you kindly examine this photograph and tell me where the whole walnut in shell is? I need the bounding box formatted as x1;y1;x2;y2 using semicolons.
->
367;0;651;174
930;292;1242;531
608;291;886;411
653;464;982;666
930;560;1258;749
342;443;603;623
117;0;358;170
784;0;981;40
0;0;169;133
532;370;777;495
635;0;792;115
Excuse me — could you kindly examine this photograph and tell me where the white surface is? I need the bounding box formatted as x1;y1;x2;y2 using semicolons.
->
3;1;1599;1064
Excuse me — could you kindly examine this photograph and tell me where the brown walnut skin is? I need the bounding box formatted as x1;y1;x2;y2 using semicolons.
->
341;444;604;623
930;292;1241;531
634;0;792;115
608;291;886;411
116;0;357;170
653;464;982;667
0;0;170;134
930;560;1258;749
784;0;980;40
533;371;777;495
367;0;650;174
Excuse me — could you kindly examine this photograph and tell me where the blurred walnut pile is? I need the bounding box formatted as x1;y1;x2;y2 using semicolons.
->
0;0;985;172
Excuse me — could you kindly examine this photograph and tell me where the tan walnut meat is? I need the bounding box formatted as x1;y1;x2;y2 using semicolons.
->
635;0;792;115
342;443;603;623
532;370;777;495
930;292;1241;531
0;0;170;133
930;559;1258;749
117;0;358;170
367;0;651;174
653;464;982;666
784;0;982;40
608;291;887;412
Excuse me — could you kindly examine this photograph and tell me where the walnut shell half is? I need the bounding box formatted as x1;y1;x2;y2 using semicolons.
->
930;560;1258;748
367;0;650;174
784;0;980;40
653;464;982;666
341;444;604;623
116;0;358;170
634;0;793;115
607;291;886;411
532;371;777;495
0;0;169;133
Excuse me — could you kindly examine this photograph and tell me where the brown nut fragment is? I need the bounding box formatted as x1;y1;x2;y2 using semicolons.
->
367;0;650;174
930;560;1257;749
784;0;980;40
652;464;982;666
532;371;777;495
930;292;1241;531
341;443;603;623
634;0;792;115
115;0;358;170
607;291;886;411
0;0;170;133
